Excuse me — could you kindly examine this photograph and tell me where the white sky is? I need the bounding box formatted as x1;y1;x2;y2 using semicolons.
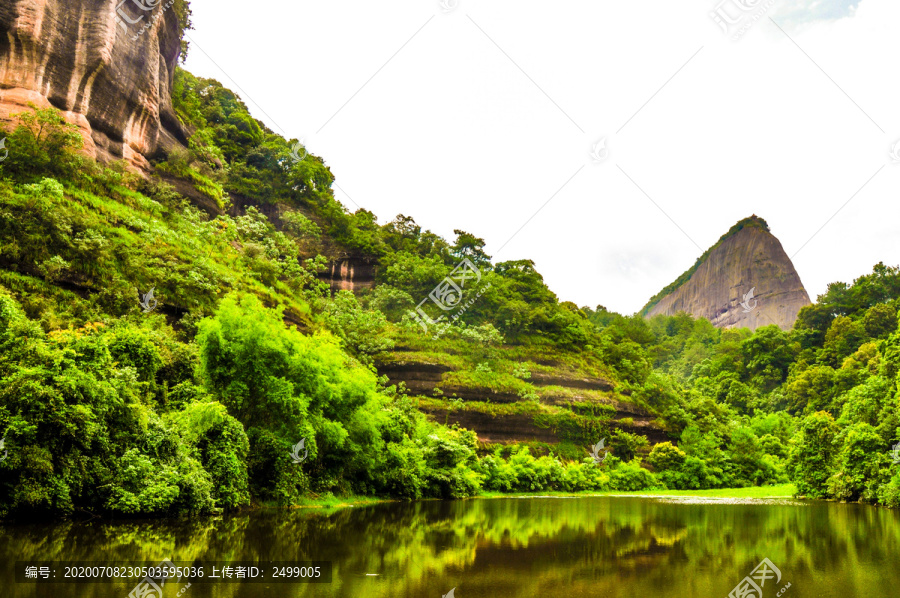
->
182;0;900;314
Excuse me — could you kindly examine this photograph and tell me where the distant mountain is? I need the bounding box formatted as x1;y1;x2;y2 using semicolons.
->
641;216;811;331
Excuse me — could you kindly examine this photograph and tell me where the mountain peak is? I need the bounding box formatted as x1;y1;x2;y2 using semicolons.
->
641;216;810;331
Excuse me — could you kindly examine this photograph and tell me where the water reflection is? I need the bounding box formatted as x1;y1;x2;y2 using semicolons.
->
3;496;900;597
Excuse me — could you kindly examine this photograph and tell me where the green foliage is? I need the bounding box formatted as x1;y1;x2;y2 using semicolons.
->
322;290;395;363
195;293;483;503
647;442;698;490
477;446;661;493
610;430;649;462
5;61;900;517
0;291;246;517
789;411;839;498
0;104;83;179
608;458;661;491
825;422;891;502
166;401;250;509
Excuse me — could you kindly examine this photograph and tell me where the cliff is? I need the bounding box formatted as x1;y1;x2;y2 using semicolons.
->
0;0;190;171
642;216;811;331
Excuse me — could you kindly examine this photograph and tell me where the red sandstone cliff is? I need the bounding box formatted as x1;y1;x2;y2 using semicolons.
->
0;0;189;171
642;216;811;331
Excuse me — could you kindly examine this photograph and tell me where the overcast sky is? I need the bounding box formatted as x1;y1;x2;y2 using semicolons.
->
182;0;899;314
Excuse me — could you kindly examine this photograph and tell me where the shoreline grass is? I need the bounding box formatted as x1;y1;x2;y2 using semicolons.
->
284;484;798;510
475;483;797;500
264;494;396;510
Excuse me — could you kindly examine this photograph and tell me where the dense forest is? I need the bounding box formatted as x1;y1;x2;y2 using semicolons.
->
0;63;898;519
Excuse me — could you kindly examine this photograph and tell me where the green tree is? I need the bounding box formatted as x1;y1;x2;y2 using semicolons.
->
789;411;839;498
863;303;898;339
826;422;891;502
741;325;798;393
823;316;868;365
0;104;83;179
451;229;491;268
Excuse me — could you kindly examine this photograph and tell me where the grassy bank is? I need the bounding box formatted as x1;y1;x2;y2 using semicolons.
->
287;485;798;511
477;483;797;500
266;494;395;510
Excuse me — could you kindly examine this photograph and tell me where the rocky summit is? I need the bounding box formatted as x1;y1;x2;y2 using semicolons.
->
642;216;811;331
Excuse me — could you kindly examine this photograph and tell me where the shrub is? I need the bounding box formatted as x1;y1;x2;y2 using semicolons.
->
608;458;660;491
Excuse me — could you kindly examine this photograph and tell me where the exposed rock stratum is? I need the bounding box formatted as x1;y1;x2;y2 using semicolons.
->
642;216;811;331
0;0;189;171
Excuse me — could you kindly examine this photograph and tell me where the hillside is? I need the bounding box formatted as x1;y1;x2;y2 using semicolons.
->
1;1;900;519
642;216;811;331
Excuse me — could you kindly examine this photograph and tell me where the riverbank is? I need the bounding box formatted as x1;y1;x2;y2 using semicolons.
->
271;494;395;510
476;483;797;500
286;484;798;510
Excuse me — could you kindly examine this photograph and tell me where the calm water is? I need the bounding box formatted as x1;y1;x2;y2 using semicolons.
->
3;496;900;597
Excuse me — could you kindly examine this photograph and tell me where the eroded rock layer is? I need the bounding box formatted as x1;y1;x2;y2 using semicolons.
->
0;0;188;171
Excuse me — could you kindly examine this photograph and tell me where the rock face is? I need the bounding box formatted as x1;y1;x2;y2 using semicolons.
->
322;256;377;293
376;358;668;446
0;0;189;171
642;216;811;331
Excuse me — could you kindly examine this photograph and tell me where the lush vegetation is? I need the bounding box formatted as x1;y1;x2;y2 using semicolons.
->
584;264;900;505
0;65;898;519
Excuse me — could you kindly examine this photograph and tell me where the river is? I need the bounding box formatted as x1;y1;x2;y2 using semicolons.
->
3;495;900;597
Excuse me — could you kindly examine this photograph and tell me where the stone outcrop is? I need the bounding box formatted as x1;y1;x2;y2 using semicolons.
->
376;357;668;446
0;0;189;171
322;255;377;293
642;216;811;331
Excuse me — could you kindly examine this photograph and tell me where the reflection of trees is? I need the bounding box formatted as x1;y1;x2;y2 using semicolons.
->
3;498;900;597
